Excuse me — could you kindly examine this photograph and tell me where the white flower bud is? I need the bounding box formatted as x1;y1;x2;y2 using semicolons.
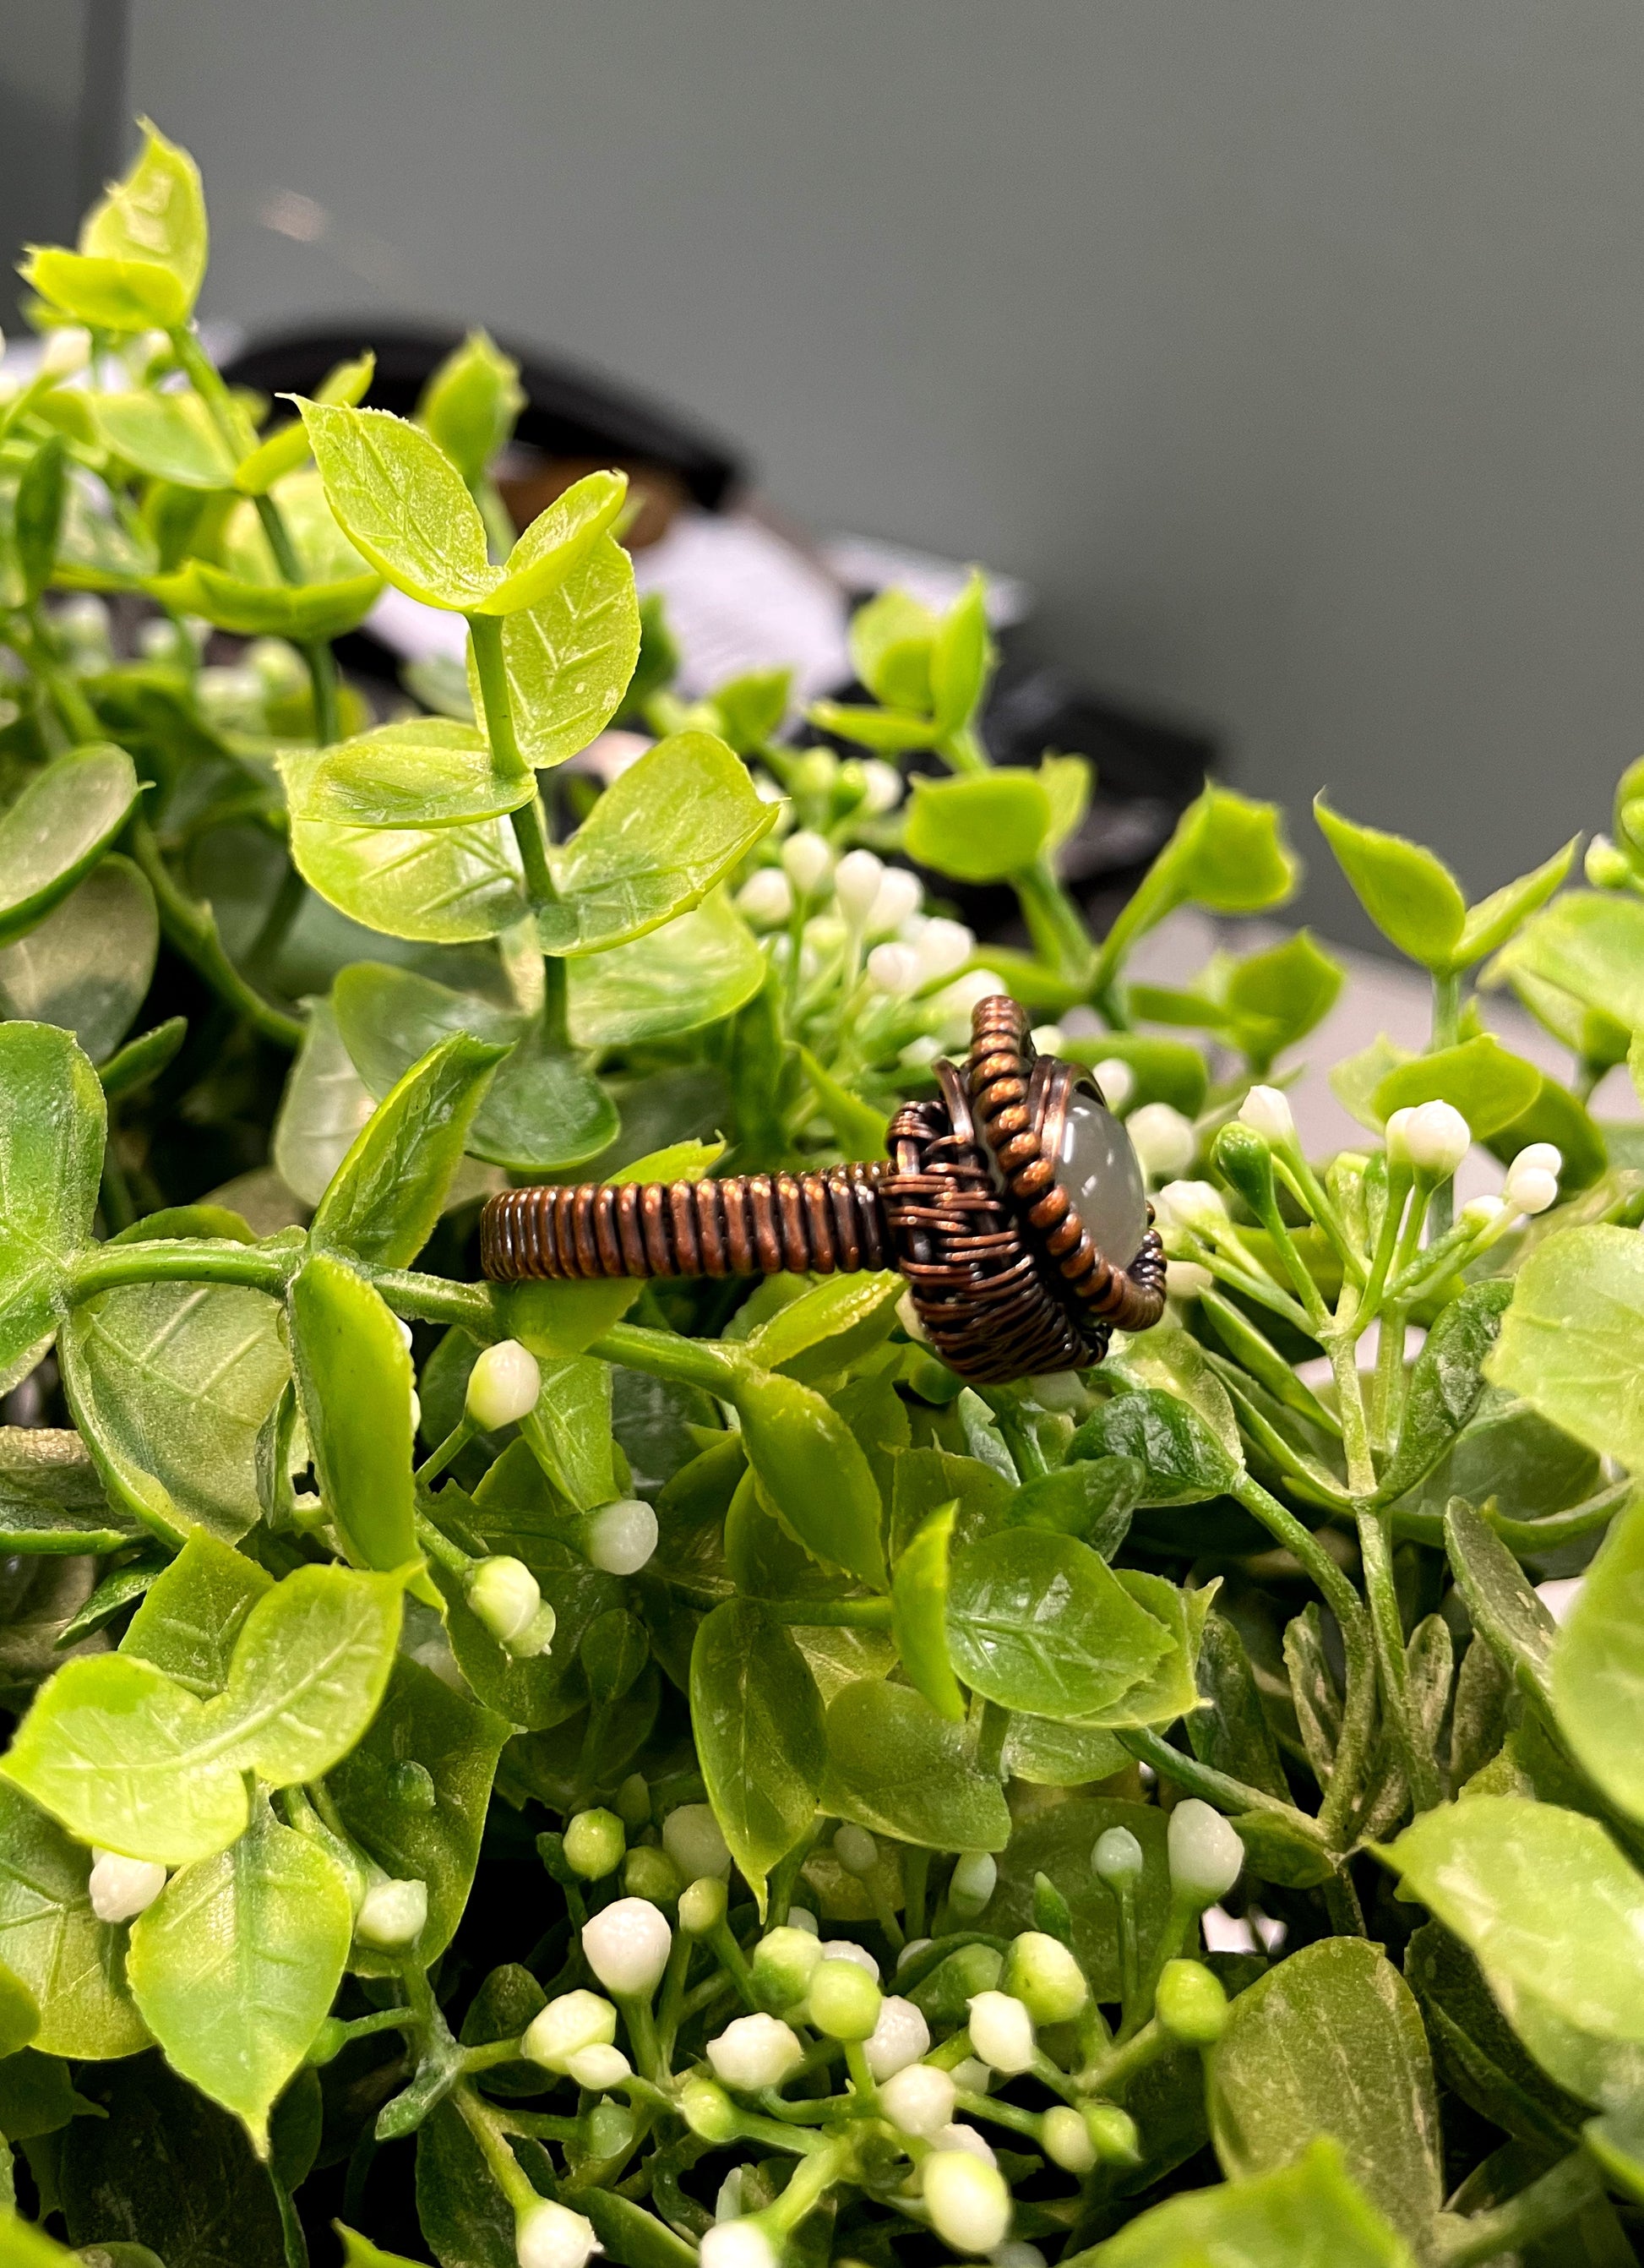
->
736;868;795;927
867;941;922;996
869;866;923;931
516;2199;600;2268
1127;1102;1195;1182
948;1852;997;1919
923;2151;1012;2254
966;1990;1036;2074
833;1824;879;1877
864;1994;930;2080
1388;1100;1471;1176
715;2167;745;2223
808;1958;882;2040
993;2244;1046;2268
881;2060;956;2136
468;1556;542;1648
1003;1932;1088;2025
699;2224;775;2268
1166;1260;1214;1300
752;1924;824;2006
662;1804;731;1884
706;2012;804;2091
563;2042;632;2090
1587;833;1634;888
950;2056;992;2096
1238;1085;1295;1145
88;1850;166;1924
563;1809;625;1880
678;1876;728;1937
932;969;1006;1026
819;1938;879;1979
355;1876;428;1948
1030;1025;1065;1056
859;758;904;813
1028;1371;1084;1412
41;325;91;377
1093;1058;1135;1112
1504;1143;1562;1216
465;1340;541;1431
781;830;835;897
1462;1194;1506;1229
934;2124;999;2167
1154;1180;1227;1234
833;848;886;925
786;1905;819;1935
1041;2105;1096;2174
1167;1799;1244;1906
524;1990;618;2071
915;917;977;984
1092;1827;1144;1885
581;1897;672;1998
584;1498;658;1575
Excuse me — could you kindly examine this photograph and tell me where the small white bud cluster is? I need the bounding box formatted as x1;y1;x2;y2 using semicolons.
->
879;2061;956;2137
355;1873;429;1949
1166;1799;1244;1906
583;1497;658;1574
522;1990;629;2086
468;1556;555;1657
88;1849;167;1924
1127;1102;1195;1183
857;758;904;813
863;1994;931;2080
1385;1101;1470;1178
706;2011;804;2091
1502;1142;1562;1217
580;1897;673;1998
516;2200;602;2268
465;1339;542;1430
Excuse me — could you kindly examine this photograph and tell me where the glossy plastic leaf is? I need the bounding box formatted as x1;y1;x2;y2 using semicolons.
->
271;996;377;1208
417;330;523;483
0;744;141;946
280;720;536;831
1484;1073;1607;1193
1374;1280;1514;1506
24;122;204;327
903;771;1052;883
297;400;495;609
847;587;937;710
477;470;628;615
1080;1567;1217;1730
891;1502;966;1720
744;1272;902;1376
0;1022;106;1388
0;1781;149;2058
288;1254;418;1571
518;1354;616;1511
1551;1491;1644;1823
1488;1224;1644;1475
153;558;382;641
1444;1497;1556;1704
1371;1035;1541;1138
128;1798;351;2151
468;534;640;770
121;1530;271;1698
0;854;156;1063
92;393;240;489
729;1366;886;1589
1071;1387;1242;1506
1313;799;1465;968
1208;1937;1440;2252
290;813;527;944
1089;2138;1412;2268
566;893;765;1047
690;1598;825;1908
1487;891;1644;1034
1454;838;1579;964
946;1528;1174;1718
311;1033;506;1269
234;350;374;495
820;1676;1010;1850
0;1427;139;1556
548;732;776;954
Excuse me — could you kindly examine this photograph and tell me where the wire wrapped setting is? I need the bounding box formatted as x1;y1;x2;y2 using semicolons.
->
479;995;1167;1383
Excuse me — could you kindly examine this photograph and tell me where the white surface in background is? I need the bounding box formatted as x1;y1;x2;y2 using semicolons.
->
632;510;851;701
820;532;1033;626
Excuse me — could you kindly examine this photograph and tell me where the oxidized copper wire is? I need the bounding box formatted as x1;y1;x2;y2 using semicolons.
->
479;995;1167;1382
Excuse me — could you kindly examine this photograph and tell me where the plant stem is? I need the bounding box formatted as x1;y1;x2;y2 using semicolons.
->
1115;1727;1327;1839
1434;2149;1602;2265
468;611;560;913
415;1509;475;1582
251;494;341;744
979;1388;1048;1481
588;1323;738;1397
453;2080;539;2216
128;817;303;1049
69;1240;292;1300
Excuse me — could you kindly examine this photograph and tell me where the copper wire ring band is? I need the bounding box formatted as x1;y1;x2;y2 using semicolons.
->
479;995;1167;1383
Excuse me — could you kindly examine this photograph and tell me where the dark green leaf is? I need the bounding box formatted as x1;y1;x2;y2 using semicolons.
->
819;1676;1010;1850
1375;1280;1513;1505
0;1428;139;1557
690;1598;825;1907
1444;1497;1555;1705
1070;1388;1242;1506
0;1781;148;2058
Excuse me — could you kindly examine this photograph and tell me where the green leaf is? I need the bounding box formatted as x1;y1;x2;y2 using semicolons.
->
1001;1711;1130;1788
1487;1224;1644;1474
729;1366;887;1589
92;393;241;488
288;1254;418;1571
1382;1796;1644;2108
0;1426;140;1557
339;2227;428;2268
128;1796;352;2151
1007;1456;1143;1553
1188;1611;1292;1805
234;349;375;495
0;1021;105;1389
1070;1387;1242;1506
0;744;141;948
946;1528;1174;1718
25;123;205;328
989;1795;1171;2000
565;892;765;1046
1371;1035;1543;1137
1375;1281;1514;1506
15;435;67;603
1087;2138;1413;2268
519;1354;617;1512
0;2046;95;2140
478;471;628;616
328;1655;508;1970
0;1782;148;2057
24;253;183;330
417;330;524;484
806;700;939;755
743;1273;902;1377
1405;1921;1584;2153
1222;930;1343;1060
820;1676;1010;1850
547;732;776;954
297;401;496;610
1454;839;1580;964
100;1014;188;1101
929;570;993;735
3;1560;405;1863
469;535;640;770
280;720;537;831
155;558;382;641
60;1262;289;1549
690;1598;825;1908
416;2097;517;2268
1313;798;1466;968
1483;1075;1608;1193
289;813;527;945
848;588;938;711
1105;789;1298;982
121;1530;271;1697
1444;1497;1556;1704
311;1033;507;1269
891;1502;966;1720
1078;1568;1217;1730
1487;891;1644;1034
271;996;377;1208
1550;1491;1644;1823
1207;1937;1440;2253
797;1046;890;1162
903;771;1052;883
1059;1031;1209;1117
0;855;157;1065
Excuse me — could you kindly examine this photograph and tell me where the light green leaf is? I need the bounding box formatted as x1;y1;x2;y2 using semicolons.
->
0;1021;106;1389
289;813;527;944
417;330;523;484
743;1273;902;1376
548;732;776;954
297;400;495;610
928;570;993;736
468;535;640;770
1371;1035;1542;1137
1382;1796;1644;2108
0;855;156;1064
730;1366;886;1589
23;248;187;330
519;1354;616;1512
1330;1033;1414;1133
1551;1491;1644;1823
1487;891;1644;1034
280;721;536;831
79;119;207;308
0;1426;140;1557
0;1781;149;2058
311;1033;507;1270
1486;1224;1644;1473
1089;2138;1413;2267
805;700;939;754
1375;1280;1514;1507
0;744;141;948
1098;787;1298;980
478;471;627;616
891;1502;966;1720
153;559;382;641
565;893;765;1047
91;393;240;489
1313;799;1466;968
796;1047;890;1161
1078;1568;1217;1729
128;1798;351;2151
1454;839;1580;965
121;1530;272;1698
946;1528;1174;1718
221;466;372;586
1222;930;1343;1061
1071;1386;1242;1506
849;588;938;711
820;1676;1010;1849
1208;1937;1440;2254
271;997;377;1208
1059;1031;1210;1117
235;349;375;496
903;771;1052;883
288;1254;418;1571
690;1598;825;1909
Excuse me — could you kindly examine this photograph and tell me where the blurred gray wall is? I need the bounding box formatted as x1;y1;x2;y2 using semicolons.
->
30;4;1644;939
